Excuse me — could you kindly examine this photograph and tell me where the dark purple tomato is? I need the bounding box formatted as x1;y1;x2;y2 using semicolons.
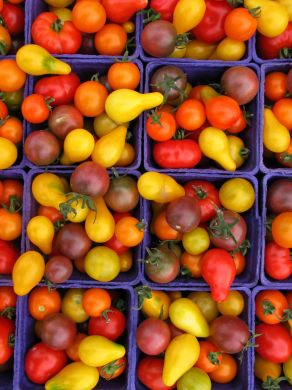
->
267;179;292;213
150;65;187;103
79;33;96;54
166;196;201;233
145;247;180;284
70;161;110;198
24;130;60;165
287;69;292;96
210;315;249;354
136;318;171;355
41;313;77;351
48;105;84;140
45;256;73;284
55;223;91;261
141;20;177;58
209;210;247;251
104;175;139;213
221;66;259;105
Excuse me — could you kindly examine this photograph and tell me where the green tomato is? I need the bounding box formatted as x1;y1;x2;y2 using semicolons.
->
182;227;210;255
177;368;211;390
1;88;24;111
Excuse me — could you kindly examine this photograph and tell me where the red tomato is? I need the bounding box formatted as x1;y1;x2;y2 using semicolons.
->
175;99;206;131
1;3;24;36
265;241;292;280
21;94;51;124
0;239;19;274
136;318;171;355
137;357;175;390
25;342;68;384
88;307;126;341
0;317;15;364
228;110;247;134
105;234;129;255
0;286;16;312
205;96;241;130
37;206;64;224
0;179;22;206
146;110;176;142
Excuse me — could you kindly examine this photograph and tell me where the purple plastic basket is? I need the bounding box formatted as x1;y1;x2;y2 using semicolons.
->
0;169;26;283
26;0;140;59
251;286;292;390
137;14;254;64
25;168;142;286
259;62;292;173
24;58;143;170
13;284;137;390
144;61;260;175
141;173;260;288
135;285;252;390
261;173;292;286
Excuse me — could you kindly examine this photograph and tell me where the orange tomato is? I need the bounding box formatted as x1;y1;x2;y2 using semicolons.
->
0;0;3;11
119;250;133;272
195;340;223;373
116;143;135;167
0;59;26;92
94;24;127;56
74;80;108;117
224;8;257;42
272;212;292;248
255;290;288;324
175;99;206;131
21;94;51;124
28;287;61;321
273;98;292;131
0;117;23;144
0;179;23;206
0;208;22;240
37;205;64;224
115;216;145;247
82;288;111;317
123;21;135;34
108;62;140;90
66;333;86;361
232;252;246;275
265;72;287;101
153;211;182;241
228;110;247;134
180;251;202;278
0;101;8;119
209;354;237;384
72;0;106;33
0;26;11;55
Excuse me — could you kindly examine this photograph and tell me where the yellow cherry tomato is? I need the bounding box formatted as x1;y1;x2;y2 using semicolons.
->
188;292;219;323
0;137;17;169
169;45;187;58
49;7;72;21
228;135;249;169
142;290;171;320
185;40;216;60
62;289;89;323
85;197;115;243
277;0;292;21
116;143;135;167
173;0;206;34
119;251;133;272
182;227;210;255
85;246;120;282
217;291;244;316
32;173;66;209
64;129;95;163
27;216;55;255
255;354;282;382
215;38;246;61
66;194;89;223
219;178;255;213
122;21;135;33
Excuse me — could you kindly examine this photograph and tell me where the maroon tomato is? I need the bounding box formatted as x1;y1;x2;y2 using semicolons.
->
150;66;187;103
136;319;171;355
45;256;73;284
48;105;84;140
0;240;19;274
41;313;77;351
24;130;61;166
267;179;292;214
0;317;15;365
138;357;175;390
141;20;177;58
88;307;126;341
145;247;180;284
1;3;24;36
25;342;68;384
104;175;139;213
166;196;201;233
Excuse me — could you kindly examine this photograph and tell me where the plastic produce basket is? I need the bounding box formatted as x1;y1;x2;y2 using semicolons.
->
261;173;292;286
0;169;27;283
144;61;260;175
141;173;261;288
259;62;291;173
137;14;254;64
251;286;292;390
25;168;143;286
26;0;140;59
135;285;252;390
24;58;143;170
13;284;138;390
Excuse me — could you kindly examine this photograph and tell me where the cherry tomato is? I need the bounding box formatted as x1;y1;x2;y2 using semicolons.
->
195;340;222;373
0;317;15;365
0;240;19;274
232;252;246;275
0;25;11;55
21;94;51;124
265;72;288;101
0;101;8;119
1;3;24;36
255;290;288;324
105;234;129;255
0;179;22;206
37;205;63;224
0;59;26;92
206;96;241;130
0;286;16;313
224;8;257;42
82;288;111;317
180;252;202;278
272;212;292;248
72;0;106;34
138;357;175;390
65;333;86;362
146;110;176;142
273;98;292;131
175;99;206;131
108;62;140;90
0;117;22;144
0;208;21;241
94;24;127;56
88;307;126;341
28;287;62;321
153;210;182;241
74;80;108;117
209;354;237;383
115;216;145;247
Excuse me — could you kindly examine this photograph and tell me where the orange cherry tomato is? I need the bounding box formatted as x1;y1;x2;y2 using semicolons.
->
0;117;23;144
0;179;23;206
0;208;21;241
0;286;17;312
66;333;86;361
115;216;145;247
0;101;8;119
21;94;51;124
82;288;111;317
224;8;257;42
195;340;223;373
146;111;177;142
94;24;127;56
28;287;62;321
72;0;106;33
209;354;237;384
206;96;241;130
228;110;247;134
107;62;140;91
0;26;11;55
180;251;202;278
272;212;292;248
0;59;26;92
153;211;182;241
255;290;288;324
74;80;108;117
265;72;288;101
37;205;64;224
273;98;292;131
232;252;246;275
175;99;206;131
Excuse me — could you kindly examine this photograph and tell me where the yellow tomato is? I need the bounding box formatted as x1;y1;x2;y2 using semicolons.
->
188;292;219;323
185;40;216;60
115;143;135;167
85;246;120;282
49;7;72;21
63;129;95;163
219;178;255;213
217;291;244;316
169;45;187;58
119;251;133;272
142;290;171;320
0;137;17;169
255;354;281;382
62;289;89;323
182;227;210;255
32;173;66;209
27;216;55;255
66;194;89;223
215;38;246;61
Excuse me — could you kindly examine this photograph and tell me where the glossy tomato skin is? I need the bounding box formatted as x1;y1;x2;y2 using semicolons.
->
88;307;126;341
41;313;77;351
0;239;19;274
24;130;61;166
145;247;180;284
104;176;139;213
0;286;16;312
150;66;187;103
166;196;201;233
153;139;202;169
138;357;176;390
256;323;292;363
1;3;24;36
34;73;81;107
141;20;177;58
265;241;292;280
25;342;68;384
136;319;171;355
48;105;84;140
0;317;15;365
150;0;179;21
267;179;292;214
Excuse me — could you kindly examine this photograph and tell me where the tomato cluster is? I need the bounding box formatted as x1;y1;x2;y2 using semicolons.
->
264;179;292;281
254;289;292;387
146;65;259;171
24;286;128;387
0;0;25;55
137;287;249;389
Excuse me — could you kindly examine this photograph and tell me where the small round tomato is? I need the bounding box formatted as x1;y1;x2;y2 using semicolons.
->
108;62;140;90
187;291;219;323
272;212;292;248
224;8;257;42
100;357;126;380
65;333;86;362
28;287;61;321
94;24;127;56
209;354;237;383
273;98;292;131
180;252;202;278
72;0;105;34
37;205;63;224
0;286;16;312
138;357;175;390
215;38;246;61
123;21;135;33
265;72;287;101
146;110;176;142
142;290;171;320
0;317;15;365
195;340;222;373
219;178;255;213
0;208;21;241
74;80;108;117
0;179;22;206
0;117;22;144
228;110;247;134
0;59;26;92
206;96;241;130
1;3;24;36
115;216;145;247
0;137;17;169
119;250;133;272
82;288;111;317
255;290;288;324
88;307;126;341
61;288;89;323
175;99;206;131
217;291;244;317
182;227;210;255
21;94;51;124
116;143;135;167
0;240;19;274
153;211;182;241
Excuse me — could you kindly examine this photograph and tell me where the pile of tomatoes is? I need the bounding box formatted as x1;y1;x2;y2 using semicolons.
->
254;289;292;387
263;68;292;169
146;64;259;171
24;286;128;387
29;0;148;56
0;286;17;376
141;174;256;301
264;179;292;281
0;0;24;55
137;287;250;389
